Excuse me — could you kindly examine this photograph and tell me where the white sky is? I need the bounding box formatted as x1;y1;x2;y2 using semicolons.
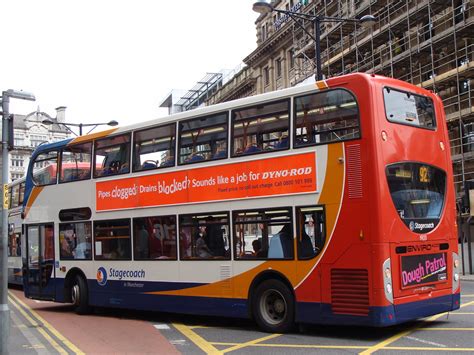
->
2;0;259;131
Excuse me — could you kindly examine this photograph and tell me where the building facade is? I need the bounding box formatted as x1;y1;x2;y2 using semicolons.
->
206;0;473;199
8;106;70;182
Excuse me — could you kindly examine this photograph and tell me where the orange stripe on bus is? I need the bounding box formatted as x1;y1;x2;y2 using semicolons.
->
23;186;44;218
145;144;346;299
68;128;119;145
315;80;329;90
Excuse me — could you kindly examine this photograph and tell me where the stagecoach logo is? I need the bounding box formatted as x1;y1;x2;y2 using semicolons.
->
97;267;107;286
409;221;435;232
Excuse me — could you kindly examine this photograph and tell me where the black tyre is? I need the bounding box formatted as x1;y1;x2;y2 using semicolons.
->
252;279;295;333
71;275;91;315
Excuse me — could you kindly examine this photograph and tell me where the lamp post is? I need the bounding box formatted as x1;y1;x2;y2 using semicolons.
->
252;1;376;81
0;89;35;355
41;118;119;136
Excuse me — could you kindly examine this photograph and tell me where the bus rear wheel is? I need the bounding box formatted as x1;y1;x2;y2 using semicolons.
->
71;275;91;314
252;279;295;333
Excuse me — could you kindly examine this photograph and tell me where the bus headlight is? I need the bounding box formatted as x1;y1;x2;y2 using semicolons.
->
454;273;459;282
454;259;459;268
385;268;391;279
386;283;392;294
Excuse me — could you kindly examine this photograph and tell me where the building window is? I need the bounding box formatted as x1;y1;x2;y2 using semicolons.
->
30;135;47;148
264;66;270;86
276;58;282;78
11;155;23;167
14;133;25;147
288;49;295;69
459;79;470;94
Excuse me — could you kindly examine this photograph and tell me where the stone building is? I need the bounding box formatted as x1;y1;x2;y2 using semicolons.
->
205;0;473;198
8;107;70;182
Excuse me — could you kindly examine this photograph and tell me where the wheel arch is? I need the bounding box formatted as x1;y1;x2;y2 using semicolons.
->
247;270;296;319
63;267;88;303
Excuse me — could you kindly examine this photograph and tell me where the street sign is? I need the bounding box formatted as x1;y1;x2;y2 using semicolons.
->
3;184;8;209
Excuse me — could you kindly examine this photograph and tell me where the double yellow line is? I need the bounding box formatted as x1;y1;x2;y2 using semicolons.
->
8;291;83;355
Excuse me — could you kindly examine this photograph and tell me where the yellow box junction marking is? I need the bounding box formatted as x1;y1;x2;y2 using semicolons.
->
359;300;474;355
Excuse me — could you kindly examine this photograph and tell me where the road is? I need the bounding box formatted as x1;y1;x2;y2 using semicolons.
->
7;281;474;354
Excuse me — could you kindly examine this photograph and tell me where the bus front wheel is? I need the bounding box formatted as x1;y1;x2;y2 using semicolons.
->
252;279;295;333
71;275;91;314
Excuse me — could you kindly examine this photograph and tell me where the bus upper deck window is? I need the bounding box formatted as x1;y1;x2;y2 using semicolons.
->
133;123;176;172
60;142;92;183
294;89;360;147
178;112;228;165
231;100;290;157
383;87;436;129
32;150;58;186
94;134;131;178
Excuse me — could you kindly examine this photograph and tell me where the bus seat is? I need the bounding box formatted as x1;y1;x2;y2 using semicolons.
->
213;149;227;159
187;154;205;163
268;235;283;258
244;145;261;154
142;161;157;169
160;158;174;167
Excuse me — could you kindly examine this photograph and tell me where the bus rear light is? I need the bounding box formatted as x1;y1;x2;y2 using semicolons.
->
383;258;393;303
453;252;461;292
440;141;445;151
381;131;388;141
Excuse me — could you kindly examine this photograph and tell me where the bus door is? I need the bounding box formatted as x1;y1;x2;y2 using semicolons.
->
24;224;56;300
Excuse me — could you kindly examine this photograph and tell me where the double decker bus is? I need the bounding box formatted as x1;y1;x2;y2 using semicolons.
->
8;177;25;285
22;73;460;332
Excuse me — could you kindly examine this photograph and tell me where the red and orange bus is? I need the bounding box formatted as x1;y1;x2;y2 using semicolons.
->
22;73;460;332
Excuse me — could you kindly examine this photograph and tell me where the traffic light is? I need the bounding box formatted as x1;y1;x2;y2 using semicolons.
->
7;114;14;151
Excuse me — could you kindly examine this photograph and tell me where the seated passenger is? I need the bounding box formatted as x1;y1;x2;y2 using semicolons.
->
213;147;227;159
186;153;205;163
275;135;289;149
243;144;261;154
252;238;266;257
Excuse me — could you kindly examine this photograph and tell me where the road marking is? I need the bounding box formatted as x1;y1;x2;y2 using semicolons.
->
10;307;49;354
9;291;84;355
212;341;368;350
221;333;281;354
359;300;474;355
448;312;474;315
405;335;446;347
461;294;474;297
385;346;474;351
419;327;474;331
9;296;68;355
154;324;170;330
173;323;222;354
